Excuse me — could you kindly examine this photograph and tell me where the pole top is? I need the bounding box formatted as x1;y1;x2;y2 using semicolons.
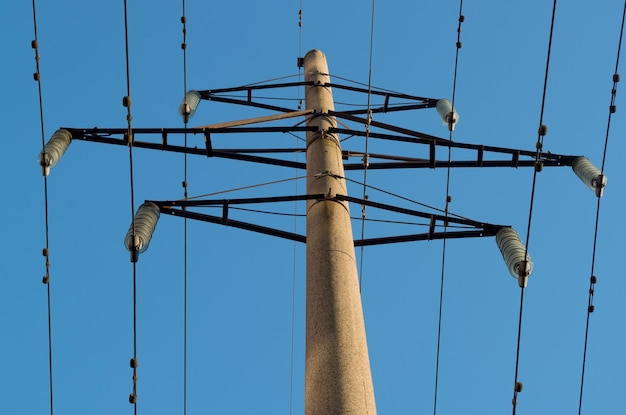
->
304;49;326;60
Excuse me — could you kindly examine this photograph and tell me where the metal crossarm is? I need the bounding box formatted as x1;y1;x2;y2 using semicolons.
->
198;81;439;116
149;193;506;247
63;126;580;172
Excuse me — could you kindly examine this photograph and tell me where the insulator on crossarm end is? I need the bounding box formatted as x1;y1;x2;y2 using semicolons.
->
124;202;160;262
38;129;72;176
178;90;201;123
436;99;459;132
496;227;534;288
571;157;607;197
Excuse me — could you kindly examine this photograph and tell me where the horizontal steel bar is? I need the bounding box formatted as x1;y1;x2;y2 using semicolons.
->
330;127;579;164
200;81;311;95
329;113;449;143
335;194;503;230
64;126;315;136
153;193;502;232
200;81;438;103
343;159;571;170
151;194;324;208
200;95;297;114
159;207;307;243
354;229;500;247
67;131;575;172
64;127;579;169
158;207;502;247
339;103;433;116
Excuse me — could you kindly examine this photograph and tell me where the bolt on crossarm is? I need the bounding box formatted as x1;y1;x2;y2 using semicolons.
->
303;49;377;415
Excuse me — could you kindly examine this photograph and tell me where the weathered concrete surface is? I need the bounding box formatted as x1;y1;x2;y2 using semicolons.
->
304;49;376;415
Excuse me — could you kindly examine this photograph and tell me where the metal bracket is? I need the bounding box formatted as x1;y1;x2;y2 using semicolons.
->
314;171;344;180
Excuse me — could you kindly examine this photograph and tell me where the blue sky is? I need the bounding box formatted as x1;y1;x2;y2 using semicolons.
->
2;1;626;414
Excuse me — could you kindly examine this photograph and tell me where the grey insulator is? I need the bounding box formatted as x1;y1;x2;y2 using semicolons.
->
436;99;459;131
572;157;607;197
124;202;160;262
178;90;201;122
496;227;534;287
38;129;72;176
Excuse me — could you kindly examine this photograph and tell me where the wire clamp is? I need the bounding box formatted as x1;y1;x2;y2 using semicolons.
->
314;171;343;180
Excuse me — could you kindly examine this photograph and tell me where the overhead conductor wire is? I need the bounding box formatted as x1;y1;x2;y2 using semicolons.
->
289;3;304;414
31;1;54;414
180;2;190;414
121;0;139;412
578;2;626;414
433;2;464;414
512;1;558;414
357;0;376;290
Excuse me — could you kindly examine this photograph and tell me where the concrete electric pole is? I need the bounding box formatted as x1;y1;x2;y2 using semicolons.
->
304;49;377;415
45;45;605;415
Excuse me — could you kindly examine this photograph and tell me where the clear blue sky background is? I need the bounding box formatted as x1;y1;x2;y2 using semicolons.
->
2;1;625;414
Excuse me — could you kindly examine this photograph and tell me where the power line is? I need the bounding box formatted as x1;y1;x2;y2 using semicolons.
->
186;175;309;200
290;3;304;413
577;2;626;413
512;1;559;413
433;3;464;414
37;5;614;414
344;176;473;222
31;0;54;413
205;204;473;231
180;1;189;414
358;0;376;290
121;0;139;411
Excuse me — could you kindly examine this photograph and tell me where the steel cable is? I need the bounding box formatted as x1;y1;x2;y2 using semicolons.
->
121;1;139;412
31;1;54;413
358;0;376;291
512;1;558;413
577;2;626;413
180;1;190;414
433;3;464;414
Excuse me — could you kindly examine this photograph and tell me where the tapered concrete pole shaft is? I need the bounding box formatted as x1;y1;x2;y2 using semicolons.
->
304;49;377;415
